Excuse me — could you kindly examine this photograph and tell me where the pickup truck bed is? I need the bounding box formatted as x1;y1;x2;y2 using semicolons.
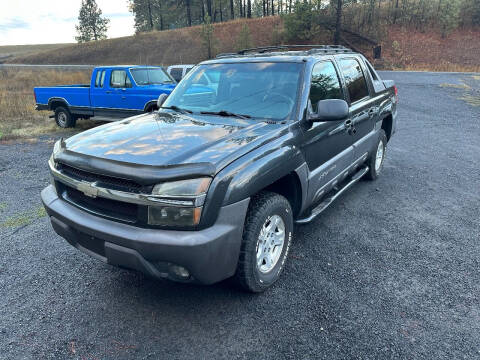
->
35;84;91;108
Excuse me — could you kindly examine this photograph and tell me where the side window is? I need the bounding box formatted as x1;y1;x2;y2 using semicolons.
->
170;68;183;82
100;71;106;87
125;74;132;88
95;70;101;87
364;59;378;81
110;70;128;88
339;58;369;103
309;61;343;112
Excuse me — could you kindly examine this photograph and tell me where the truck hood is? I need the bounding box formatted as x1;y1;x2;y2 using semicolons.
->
64;112;286;173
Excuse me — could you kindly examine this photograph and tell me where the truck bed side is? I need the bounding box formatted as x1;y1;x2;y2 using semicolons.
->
34;85;91;108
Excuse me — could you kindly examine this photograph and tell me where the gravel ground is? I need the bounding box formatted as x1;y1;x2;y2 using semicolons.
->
0;71;479;359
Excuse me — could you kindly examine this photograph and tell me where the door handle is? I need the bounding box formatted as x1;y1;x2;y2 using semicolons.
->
345;119;357;135
106;90;112;94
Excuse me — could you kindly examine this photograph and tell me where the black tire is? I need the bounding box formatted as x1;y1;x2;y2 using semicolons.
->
54;106;76;128
365;129;387;180
234;191;293;293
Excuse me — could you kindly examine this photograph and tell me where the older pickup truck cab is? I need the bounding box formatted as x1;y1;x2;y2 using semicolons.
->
41;45;397;292
34;66;176;128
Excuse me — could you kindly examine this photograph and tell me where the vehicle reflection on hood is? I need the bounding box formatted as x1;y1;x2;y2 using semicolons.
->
65;111;282;168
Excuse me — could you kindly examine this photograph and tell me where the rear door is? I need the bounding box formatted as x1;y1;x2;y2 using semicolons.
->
90;68;109;109
301;59;354;203
337;57;377;160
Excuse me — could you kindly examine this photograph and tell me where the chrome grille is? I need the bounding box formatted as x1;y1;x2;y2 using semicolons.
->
59;163;143;194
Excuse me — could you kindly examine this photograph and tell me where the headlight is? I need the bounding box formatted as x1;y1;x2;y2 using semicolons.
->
148;177;211;227
52;137;66;157
152;178;211;197
53;139;61;155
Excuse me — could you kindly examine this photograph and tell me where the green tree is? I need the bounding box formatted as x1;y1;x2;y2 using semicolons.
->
75;0;110;42
460;0;480;26
201;15;216;59
282;2;316;41
128;0;163;32
235;23;253;51
438;0;461;37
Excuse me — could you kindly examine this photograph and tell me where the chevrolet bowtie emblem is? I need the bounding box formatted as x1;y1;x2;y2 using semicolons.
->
77;182;99;198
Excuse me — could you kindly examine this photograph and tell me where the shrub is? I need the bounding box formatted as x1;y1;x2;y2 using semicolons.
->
235;23;254;51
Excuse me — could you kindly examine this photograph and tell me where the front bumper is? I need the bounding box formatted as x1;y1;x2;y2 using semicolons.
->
35;104;49;111
41;185;249;284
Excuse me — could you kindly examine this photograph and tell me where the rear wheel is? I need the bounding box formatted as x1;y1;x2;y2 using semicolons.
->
234;191;293;293
365;129;387;180
54;107;76;128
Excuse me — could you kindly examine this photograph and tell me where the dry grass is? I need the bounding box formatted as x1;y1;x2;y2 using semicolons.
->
0;68;97;140
439;83;471;89
0;43;72;63
382;26;480;72
459;94;480;107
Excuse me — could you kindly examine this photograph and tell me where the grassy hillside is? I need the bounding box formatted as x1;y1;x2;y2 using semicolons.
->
0;43;73;63
8;17;319;66
7;17;480;72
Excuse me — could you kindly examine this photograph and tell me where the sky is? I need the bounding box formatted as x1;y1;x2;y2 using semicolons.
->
0;0;135;45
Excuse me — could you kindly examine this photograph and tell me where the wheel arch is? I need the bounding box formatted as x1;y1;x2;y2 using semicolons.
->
381;113;393;142
263;171;304;219
143;100;158;112
48;98;69;111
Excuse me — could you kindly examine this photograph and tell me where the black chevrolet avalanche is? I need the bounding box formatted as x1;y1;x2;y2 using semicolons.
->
42;45;398;292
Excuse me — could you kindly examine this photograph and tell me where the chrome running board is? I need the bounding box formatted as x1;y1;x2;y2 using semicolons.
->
295;166;369;224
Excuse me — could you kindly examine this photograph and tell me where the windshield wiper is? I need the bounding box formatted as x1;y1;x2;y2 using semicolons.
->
200;110;251;120
160;105;192;114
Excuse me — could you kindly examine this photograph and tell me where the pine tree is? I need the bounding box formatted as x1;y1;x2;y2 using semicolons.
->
75;0;110;43
236;23;253;51
201;15;216;59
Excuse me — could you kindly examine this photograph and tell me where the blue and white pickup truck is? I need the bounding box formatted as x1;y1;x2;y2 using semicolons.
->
34;66;176;128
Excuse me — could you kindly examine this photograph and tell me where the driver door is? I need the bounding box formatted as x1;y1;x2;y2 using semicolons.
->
301;60;354;203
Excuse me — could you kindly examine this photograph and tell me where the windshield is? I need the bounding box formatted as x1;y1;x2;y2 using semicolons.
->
130;68;174;85
163;62;302;120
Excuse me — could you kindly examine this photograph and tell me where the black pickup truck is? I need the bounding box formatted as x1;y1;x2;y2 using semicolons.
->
41;45;397;292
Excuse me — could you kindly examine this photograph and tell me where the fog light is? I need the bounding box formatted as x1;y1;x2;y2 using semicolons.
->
170;264;190;279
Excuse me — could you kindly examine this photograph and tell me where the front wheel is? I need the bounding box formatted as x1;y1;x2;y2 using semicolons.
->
54;107;76;128
234;191;293;293
365;129;387;180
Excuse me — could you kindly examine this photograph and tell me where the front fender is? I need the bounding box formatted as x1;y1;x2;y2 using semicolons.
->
199;134;306;228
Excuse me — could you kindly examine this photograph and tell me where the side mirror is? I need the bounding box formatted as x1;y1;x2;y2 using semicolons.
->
311;99;349;122
157;93;168;108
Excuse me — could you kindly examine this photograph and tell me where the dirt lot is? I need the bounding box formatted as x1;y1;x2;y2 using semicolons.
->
0;71;479;359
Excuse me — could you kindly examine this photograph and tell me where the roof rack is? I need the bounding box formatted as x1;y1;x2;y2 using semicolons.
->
216;44;354;58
